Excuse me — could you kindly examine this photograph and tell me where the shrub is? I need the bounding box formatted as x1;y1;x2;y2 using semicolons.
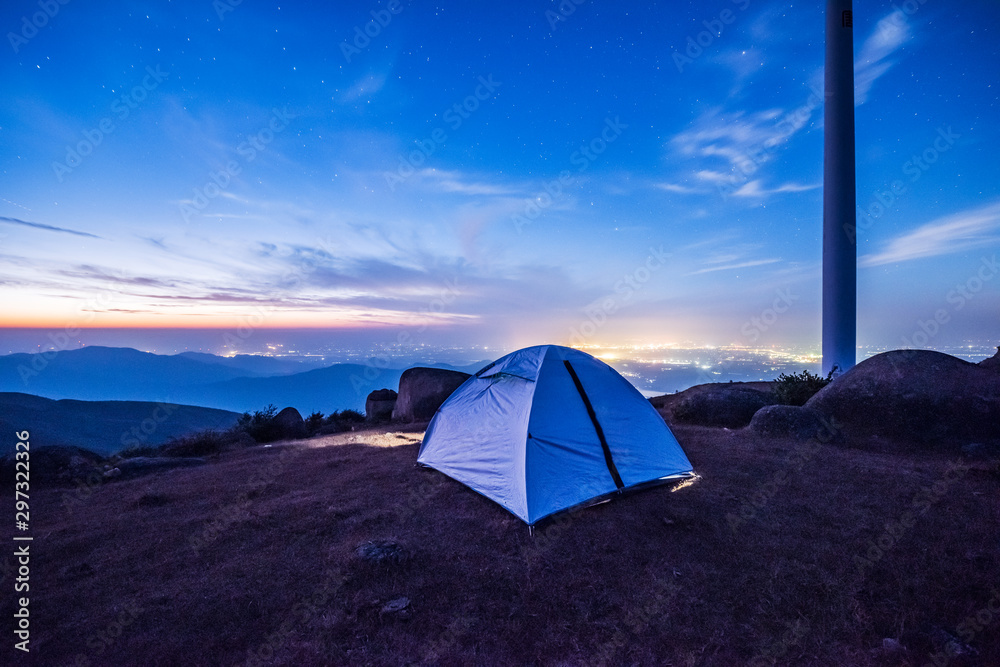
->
236;404;282;443
305;411;325;435
319;409;368;434
117;445;161;459
339;409;365;424
773;369;834;406
161;428;253;457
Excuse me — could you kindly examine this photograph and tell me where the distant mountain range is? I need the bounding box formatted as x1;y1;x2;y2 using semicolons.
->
0;346;485;414
0;392;239;457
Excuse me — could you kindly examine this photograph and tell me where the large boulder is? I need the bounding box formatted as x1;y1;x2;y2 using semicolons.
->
748;404;842;442
805;349;1000;444
670;385;779;428
1;445;104;487
274;406;307;439
365;389;398;422
979;346;1000;371
392;367;471;423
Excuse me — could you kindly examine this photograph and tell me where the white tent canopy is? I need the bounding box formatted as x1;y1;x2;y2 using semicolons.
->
417;345;694;525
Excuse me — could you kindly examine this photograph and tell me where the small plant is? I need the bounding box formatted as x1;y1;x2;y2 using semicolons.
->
773;369;835;406
305;411;325;435
236;404;282;443
338;409;365;424
319;408;368;434
161;428;250;457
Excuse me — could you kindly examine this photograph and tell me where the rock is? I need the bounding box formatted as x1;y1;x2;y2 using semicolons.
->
381;597;412;618
748;405;841;442
929;627;978;661
881;638;904;653
806;349;1000;445
355;540;408;565
113;456;207;480
365;388;398;422
979;345;1000;371
273;406;307;439
671;386;779;428
960;442;995;459
392;367;471;423
1;446;105;487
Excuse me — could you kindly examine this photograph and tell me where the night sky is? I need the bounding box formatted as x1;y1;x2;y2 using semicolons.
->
1;0;998;354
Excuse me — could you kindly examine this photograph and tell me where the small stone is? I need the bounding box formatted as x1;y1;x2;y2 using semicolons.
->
382;597;411;614
355;541;408;565
882;638;903;653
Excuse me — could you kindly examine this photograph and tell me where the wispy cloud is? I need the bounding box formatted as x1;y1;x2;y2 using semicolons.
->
341;72;388;103
655;182;701;194
415;168;518;196
855;11;912;105
860;202;1000;267
0;216;102;239
732;180;820;198
686;258;781;276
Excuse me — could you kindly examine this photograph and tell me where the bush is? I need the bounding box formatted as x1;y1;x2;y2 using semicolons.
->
236;404;283;443
161;428;253;457
305;411;325;436
338;409;365;424
773;369;834;406
318;409;368;435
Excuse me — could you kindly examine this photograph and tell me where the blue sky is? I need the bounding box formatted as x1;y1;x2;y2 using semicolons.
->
1;0;998;355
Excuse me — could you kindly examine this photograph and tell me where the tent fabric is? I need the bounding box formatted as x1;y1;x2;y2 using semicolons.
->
417;345;694;525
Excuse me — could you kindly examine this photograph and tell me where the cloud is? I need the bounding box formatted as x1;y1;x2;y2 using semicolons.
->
341;72;387;102
655;182;701;194
668;104;814;185
732;180;820;198
686;258;781;276
860;202;1000;267
0;216;102;239
855;11;912;105
415;168;518;196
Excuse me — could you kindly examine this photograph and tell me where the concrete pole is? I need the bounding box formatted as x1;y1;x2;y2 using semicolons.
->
822;0;857;376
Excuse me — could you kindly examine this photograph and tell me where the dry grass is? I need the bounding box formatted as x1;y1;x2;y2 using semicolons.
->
3;425;999;666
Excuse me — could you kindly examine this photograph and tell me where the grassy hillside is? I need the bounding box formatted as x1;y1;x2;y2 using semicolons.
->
0;392;240;456
3;425;998;665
